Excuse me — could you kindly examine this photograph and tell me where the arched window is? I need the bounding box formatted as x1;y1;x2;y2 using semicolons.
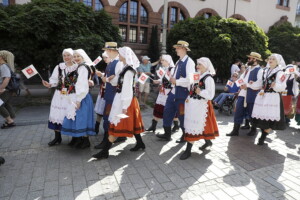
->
203;12;212;19
95;0;104;11
83;0;92;7
74;0;104;10
161;7;186;30
118;0;149;44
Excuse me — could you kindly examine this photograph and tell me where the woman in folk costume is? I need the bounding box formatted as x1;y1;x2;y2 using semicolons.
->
146;54;178;133
249;54;287;145
180;57;219;160
282;64;298;124
93;47;145;159
42;48;78;146
94;51;111;134
61;49;96;149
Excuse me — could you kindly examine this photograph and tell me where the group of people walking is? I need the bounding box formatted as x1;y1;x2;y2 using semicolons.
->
0;40;296;162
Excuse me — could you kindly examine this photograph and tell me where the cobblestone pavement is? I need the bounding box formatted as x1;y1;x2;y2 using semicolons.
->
0;103;300;200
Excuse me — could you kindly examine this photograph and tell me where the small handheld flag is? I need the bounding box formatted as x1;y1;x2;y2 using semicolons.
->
93;56;102;66
190;72;200;83
138;73;149;84
226;80;233;87
235;78;245;87
156;67;165;79
22;65;43;80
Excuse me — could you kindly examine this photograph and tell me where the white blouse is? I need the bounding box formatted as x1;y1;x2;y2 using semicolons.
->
75;64;89;102
49;63;77;87
198;71;215;100
121;70;135;109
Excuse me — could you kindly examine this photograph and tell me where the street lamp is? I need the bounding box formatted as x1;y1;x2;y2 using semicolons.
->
161;0;168;55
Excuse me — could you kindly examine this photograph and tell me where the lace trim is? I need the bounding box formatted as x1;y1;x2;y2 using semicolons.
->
49;117;63;124
252;114;280;121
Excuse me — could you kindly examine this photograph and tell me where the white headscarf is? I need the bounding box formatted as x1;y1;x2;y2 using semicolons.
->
74;49;93;66
162;55;175;68
197;57;216;75
102;51;108;58
62;48;73;56
118;47;140;69
266;53;286;69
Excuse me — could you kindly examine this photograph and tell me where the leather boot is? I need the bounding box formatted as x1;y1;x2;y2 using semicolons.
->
241;119;250;129
92;141;112;159
226;124;240;136
130;134;146;151
68;137;77;146
199;140;212;150
146;119;158;133
95;121;100;135
74;137;83;148
156;127;171;141
79;137;90;149
180;142;193;160
247;126;257;136
95;132;108;149
114;137;127;143
257;129;268;145
176;130;185;143
171;121;179;133
48;131;62;146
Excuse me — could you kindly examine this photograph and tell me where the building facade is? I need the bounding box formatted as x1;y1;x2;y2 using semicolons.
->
2;0;298;56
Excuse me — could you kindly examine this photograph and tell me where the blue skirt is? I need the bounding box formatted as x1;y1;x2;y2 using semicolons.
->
61;93;96;137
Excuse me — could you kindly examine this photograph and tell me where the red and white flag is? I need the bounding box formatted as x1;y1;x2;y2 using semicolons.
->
226;80;234;87
22;65;38;79
286;66;296;74
93;56;102;66
235;78;245;87
138;73;149;84
190;72;200;83
156;67;165;79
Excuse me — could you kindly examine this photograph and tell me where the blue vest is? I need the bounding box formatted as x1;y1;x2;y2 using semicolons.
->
175;57;189;100
286;76;294;95
246;67;260;103
104;59;118;101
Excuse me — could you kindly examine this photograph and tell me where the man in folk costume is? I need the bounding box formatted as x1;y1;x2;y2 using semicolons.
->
156;41;195;142
249;54;287;145
94;42;125;149
227;52;262;137
180;57;219;160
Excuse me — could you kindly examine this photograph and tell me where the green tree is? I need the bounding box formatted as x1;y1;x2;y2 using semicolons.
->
148;25;160;62
167;17;269;80
268;22;300;64
0;0;121;76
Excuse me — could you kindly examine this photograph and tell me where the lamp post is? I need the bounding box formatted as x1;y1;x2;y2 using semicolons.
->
161;0;168;54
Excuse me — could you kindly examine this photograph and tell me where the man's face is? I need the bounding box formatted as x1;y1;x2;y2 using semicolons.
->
247;57;256;66
142;59;148;64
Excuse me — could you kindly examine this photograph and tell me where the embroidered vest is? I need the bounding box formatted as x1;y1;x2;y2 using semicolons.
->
104;59;118;101
246;67;260;103
263;68;282;93
189;74;212;100
175;57;189;100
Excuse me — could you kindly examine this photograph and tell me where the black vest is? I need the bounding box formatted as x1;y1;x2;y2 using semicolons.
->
116;65;136;93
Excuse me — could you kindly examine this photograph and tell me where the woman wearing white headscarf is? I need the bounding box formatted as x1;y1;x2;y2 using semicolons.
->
93;47;145;159
94;51;110;134
180;57;219;160
61;49;96;149
146;54;176;133
249;53;287;145
42;48;78;146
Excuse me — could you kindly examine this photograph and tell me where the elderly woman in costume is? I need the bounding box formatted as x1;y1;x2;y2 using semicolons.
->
146;54;178;133
61;49;96;149
180;57;219;160
93;46;145;159
0;50;16;129
42;48;78;146
249;53;287;145
94;51;111;134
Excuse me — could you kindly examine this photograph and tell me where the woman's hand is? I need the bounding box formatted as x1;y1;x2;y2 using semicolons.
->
95;70;102;77
153;80;160;84
76;101;81;110
170;77;176;85
88;80;94;87
271;82;276;88
42;80;51;88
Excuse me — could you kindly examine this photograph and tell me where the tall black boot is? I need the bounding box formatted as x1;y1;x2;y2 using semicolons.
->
68;137;77;146
257;129;268;145
226;124;240;136
199;140;212;150
114;137;127;143
247;125;257;136
130;134;146;151
0;157;5;165
79;137;90;149
146;119;158;133
156;127;171;141
241;119;250;129
92;141;112;159
180;142;193;160
74;137;83;148
48;131;62;146
171;121;179;133
176;128;185;143
95;121;100;135
95;132;108;149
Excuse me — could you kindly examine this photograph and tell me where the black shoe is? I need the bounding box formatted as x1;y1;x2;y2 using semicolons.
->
92;151;109;159
130;143;145;151
199;140;212;150
146;119;157;133
68;137;77;146
94;140;107;149
48;131;62;146
180;142;193;160
0;157;5;165
74;137;83;148
257;129;268;145
156;127;171;141
176;134;185;143
171;121;179;133
226;124;240;136
114;137;127;143
247;126;257;136
80;137;90;149
241;119;250;130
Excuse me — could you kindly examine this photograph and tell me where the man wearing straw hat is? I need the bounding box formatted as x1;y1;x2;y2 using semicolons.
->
156;40;195;142
94;42;126;149
227;52;262;137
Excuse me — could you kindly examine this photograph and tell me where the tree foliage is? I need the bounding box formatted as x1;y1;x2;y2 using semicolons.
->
268;22;300;64
0;0;121;75
148;25;160;62
167;17;270;80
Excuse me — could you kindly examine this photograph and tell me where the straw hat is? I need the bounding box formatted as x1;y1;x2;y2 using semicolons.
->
247;52;262;61
102;42;118;50
173;40;191;51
